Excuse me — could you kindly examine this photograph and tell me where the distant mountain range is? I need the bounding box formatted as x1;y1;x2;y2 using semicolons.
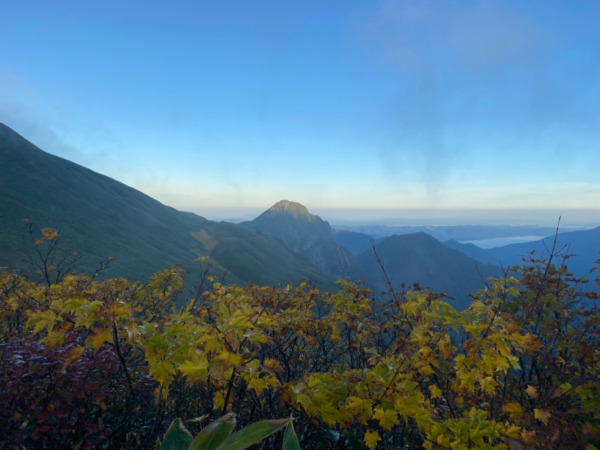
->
334;224;563;245
334;224;599;280
487;227;600;279
0;123;333;289
2;121;597;308
241;203;502;308
356;233;503;310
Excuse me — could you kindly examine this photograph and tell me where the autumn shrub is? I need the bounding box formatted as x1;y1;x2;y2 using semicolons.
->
0;228;599;449
0;332;156;449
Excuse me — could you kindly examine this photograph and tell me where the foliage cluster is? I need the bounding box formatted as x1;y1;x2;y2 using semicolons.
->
1;228;599;449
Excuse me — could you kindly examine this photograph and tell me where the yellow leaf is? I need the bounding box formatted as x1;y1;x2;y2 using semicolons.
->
149;360;176;385
505;424;521;438
534;408;551;425
179;357;209;382
264;375;280;388
263;358;284;373
502;402;523;419
346;396;372;424
436;433;453;447
521;429;536;445
364;430;381;449
429;385;442;399
317;402;341;426
62;345;84;370
481;376;498;394
201;334;222;353
213;391;226;410
248;377;269;394
28;310;59;334
37;227;59;244
374;407;399;431
526;385;538;399
40;330;65;347
522;333;543;354
86;328;113;351
218;350;242;368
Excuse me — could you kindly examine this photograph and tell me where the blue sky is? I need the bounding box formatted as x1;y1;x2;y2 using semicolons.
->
1;0;599;225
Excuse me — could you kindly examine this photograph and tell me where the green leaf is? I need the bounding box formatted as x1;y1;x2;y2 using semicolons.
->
282;422;300;450
160;418;193;450
189;413;236;450
218;418;291;450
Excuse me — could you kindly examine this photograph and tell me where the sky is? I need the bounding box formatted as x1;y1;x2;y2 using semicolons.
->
1;0;599;226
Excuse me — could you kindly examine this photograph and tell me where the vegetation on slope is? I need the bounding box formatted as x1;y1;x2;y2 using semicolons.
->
1;228;599;449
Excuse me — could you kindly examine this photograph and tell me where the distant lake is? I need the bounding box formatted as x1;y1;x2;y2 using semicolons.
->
462;236;547;249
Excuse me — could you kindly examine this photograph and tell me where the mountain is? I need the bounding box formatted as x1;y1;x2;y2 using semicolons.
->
488;227;600;279
332;229;374;256
443;240;500;266
357;232;504;310
240;200;363;280
0;123;334;289
334;224;559;243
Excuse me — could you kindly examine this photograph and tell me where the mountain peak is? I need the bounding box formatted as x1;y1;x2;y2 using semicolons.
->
267;200;312;220
240;201;362;279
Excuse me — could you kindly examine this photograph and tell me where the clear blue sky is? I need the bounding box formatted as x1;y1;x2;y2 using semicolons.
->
2;0;599;225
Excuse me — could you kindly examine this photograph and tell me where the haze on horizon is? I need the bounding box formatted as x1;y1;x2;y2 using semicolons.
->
1;1;599;227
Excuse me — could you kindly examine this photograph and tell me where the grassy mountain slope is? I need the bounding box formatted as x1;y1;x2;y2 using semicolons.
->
357;232;503;310
0;123;333;288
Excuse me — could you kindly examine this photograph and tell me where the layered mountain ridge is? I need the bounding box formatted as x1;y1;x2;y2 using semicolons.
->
3;121;597;310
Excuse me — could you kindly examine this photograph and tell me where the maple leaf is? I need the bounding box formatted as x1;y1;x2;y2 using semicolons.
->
521;429;536;445
534;408;551;425
263;358;284;373
522;333;543;354
248;377;269;395
429;385;442;399
179;356;209;382
86;328;113;351
502;402;523;419
364;430;381;449
526;385;539;399
374;407;400;431
62;345;84;370
28;309;59;334
505;424;521;438
149;360;177;386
